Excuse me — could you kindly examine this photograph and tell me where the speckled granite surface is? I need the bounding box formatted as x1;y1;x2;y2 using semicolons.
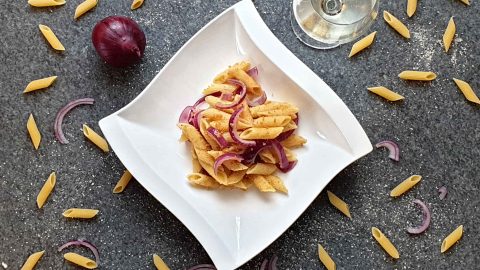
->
1;0;479;269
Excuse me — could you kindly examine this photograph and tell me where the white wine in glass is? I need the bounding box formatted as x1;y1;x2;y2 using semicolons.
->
291;0;379;49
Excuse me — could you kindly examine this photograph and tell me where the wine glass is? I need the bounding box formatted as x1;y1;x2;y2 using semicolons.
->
291;0;379;49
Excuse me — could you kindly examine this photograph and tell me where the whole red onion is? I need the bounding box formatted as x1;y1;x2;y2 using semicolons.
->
92;16;146;68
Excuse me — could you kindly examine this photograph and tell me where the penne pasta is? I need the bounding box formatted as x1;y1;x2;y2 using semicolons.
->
231;180;248;190
281;135;307;148
327;191;352;218
383;11;410;38
27;114;42;150
131;0;144;10
213;61;251;83
153;254;170;270
28;0;65;7
178;123;211;151
259;149;276;164
63;208;99;219
372;227;400;259
458;0;470;5
37;172;56;208
63;252;97;269
240;127;284;140
187;173;220;189
228;68;262;96
368;86;404;101
251;175;276;192
226;170;247;185
253;116;291;128
390;175;421;197
443;17;456;52
441;225;463;253
246;163;277;175
318;244;335;270
74;0;98;19
398;70;436;81
453;78;480;104
113;170;133;193
39;25;65;51
407;0;417;17
20;250;45;270
265;175;288;194
202;83;237;95
24;76;57;93
250;102;299;117
83;124;109;152
349;31;376;57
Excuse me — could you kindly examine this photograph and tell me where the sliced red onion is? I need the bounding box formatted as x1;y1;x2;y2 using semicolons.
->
241;140;271;165
267;255;278;270
278;160;297;173
58;239;99;264
246;66;258;78
276;113;299;141
179;106;194;124
215;79;246;109
260;259;268;270
187;264;216;270
375;140;400;161
271;140;289;170
193;110;204;130
220;92;233;101
213;153;243;175
438;186;448;200
54;98;95;144
207;127;228;149
247;91;267;107
407;199;431;234
229;107;256;147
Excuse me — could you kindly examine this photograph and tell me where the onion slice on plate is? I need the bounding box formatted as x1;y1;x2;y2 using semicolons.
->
247;90;267;107
246;66;258;78
229;107;256;147
260;259;268;270
407;199;431;234
187;264;216;270
278;160;297;173
375;140;400;161
54;98;94;144
276;113;299;141
271;140;289;170
179;105;194;124
58;239;99;264
207;127;228;149
213;153;243;175
215;79;246;109
438;186;448;200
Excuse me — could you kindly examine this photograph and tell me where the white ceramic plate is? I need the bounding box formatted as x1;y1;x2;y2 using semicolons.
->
99;1;372;269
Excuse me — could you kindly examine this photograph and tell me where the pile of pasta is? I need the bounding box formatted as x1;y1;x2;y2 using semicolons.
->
178;61;306;193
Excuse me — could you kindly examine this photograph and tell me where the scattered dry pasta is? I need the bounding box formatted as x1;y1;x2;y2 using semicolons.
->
39;25;65;51
63;252;97;269
24;76;57;93
458;0;470;5
74;0;98;19
28;0;65;7
349;31;376;57
383;11;410;38
153;254;170;270
399;71;437;81
390;175;422;197
453;78;480;104
441;225;463;253
131;0;144;10
368;86;404;102
113;170;133;193
63;208;99;219
36;172;56;208
83;124;109;152
372;227;400;259
443;17;456;52
318;244;336;270
27;114;42;150
327;191;351;218
407;0;417;17
20;250;44;270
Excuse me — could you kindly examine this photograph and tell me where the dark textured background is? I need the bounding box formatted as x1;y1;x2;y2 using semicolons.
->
1;0;479;269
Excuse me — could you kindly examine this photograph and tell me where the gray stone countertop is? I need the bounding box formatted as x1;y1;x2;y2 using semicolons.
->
1;0;479;269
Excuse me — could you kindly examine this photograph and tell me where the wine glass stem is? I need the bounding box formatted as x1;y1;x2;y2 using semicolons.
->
321;0;343;15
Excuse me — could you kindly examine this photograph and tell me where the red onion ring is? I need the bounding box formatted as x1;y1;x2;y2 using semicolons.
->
276;113;299;141
242;140;271;165
271;140;289;170
215;79;246;109
54;98;95;144
278;160;297;173
179;106;194;124
58;239;99;264
267;255;278;270
229;107;256;147
187;264;216;270
375;140;400;161
220;92;233;101
438;186;448;200
260;259;268;270
193;110;204;130
247;91;267;107
407;199;431;234
246;66;258;78
207;127;228;149
213;153;243;175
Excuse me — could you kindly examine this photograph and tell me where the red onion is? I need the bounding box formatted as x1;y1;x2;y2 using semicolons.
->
271;140;289;170
58;239;99;264
179;106;194;124
247;91;267;107
215;79;246;109
438;186;448;200
375;140;400;161
229;107;256;147
407;199;431;234
220;92;234;101
187;264;216;270
278;160;297;173
246;66;258;78
207;127;228;149
92;16;146;68
260;259;268;270
193;110;204;130
267;255;278;270
276;113;299;141
54;98;94;144
242;140;271;165
213;153;243;175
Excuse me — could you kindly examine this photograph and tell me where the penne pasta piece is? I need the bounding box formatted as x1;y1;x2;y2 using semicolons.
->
368;86;404;101
250;102;299;117
20;250;45;270
390;175;421;197
28;0;66;7
24;76;57;93
240;127;284;140
153;254;170;270
253;116;291;128
83;124;109;152
37;172;56;208
131;0;144;10
265;175;288;194
327;191;351;218
443;17;456;52
39;25;65;51
202;83;237;95
251;175;275;192
281;135;307;148
349;31;376;57
398;70;436;81
453;78;480;104
192;157;203;173
213;61;251;83
372;227;400;259
187;173;220;189
224;160;248;171
228;68;262;96
226;170;247;185
458;0;470;5
407;0;417;17
441;225;463;253
63;208;99;219
63;252;97;269
231;180;248;190
383;11;410;38
259;149;276;164
282;120;298;133
113;170;133;193
178;123;210;151
318;244;335;270
74;0;98;19
283;147;297;162
27;114;42;150
246;163;277;175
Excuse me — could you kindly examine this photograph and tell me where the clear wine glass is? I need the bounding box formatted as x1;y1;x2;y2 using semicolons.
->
291;0;379;49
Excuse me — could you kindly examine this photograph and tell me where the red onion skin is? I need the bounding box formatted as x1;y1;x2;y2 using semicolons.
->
375;140;400;161
187;265;216;270
58;239;99;264
54;98;94;144
438;186;448;200
407;199;431;234
92;16;146;68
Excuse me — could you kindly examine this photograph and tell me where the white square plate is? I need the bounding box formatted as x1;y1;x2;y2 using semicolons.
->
99;1;372;269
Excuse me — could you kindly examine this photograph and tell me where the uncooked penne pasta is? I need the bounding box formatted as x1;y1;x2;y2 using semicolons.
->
28;0;65;7
63;208;99;219
74;0;97;19
318;244;335;270
453;78;480;104
383;11;410;38
371;227;400;259
265;175;288;194
153;254;170;270
407;0;417;17
327;191;352;218
24;76;57;93
131;0;144;10
39;25;65;51
390;175;422;197
443;17;456;52
187;173;220;189
441;225;463;253
349;31;376;57
20;250;45;270
240;127;284;140
246;163;277;175
253;116;291;127
398;71;437;81
251;175;275;192
83;124;109;152
458;0;470;5
113;170;133;193
27;114;42;150
37;172;56;208
281;135;307;148
63;252;97;269
368;86;404;101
